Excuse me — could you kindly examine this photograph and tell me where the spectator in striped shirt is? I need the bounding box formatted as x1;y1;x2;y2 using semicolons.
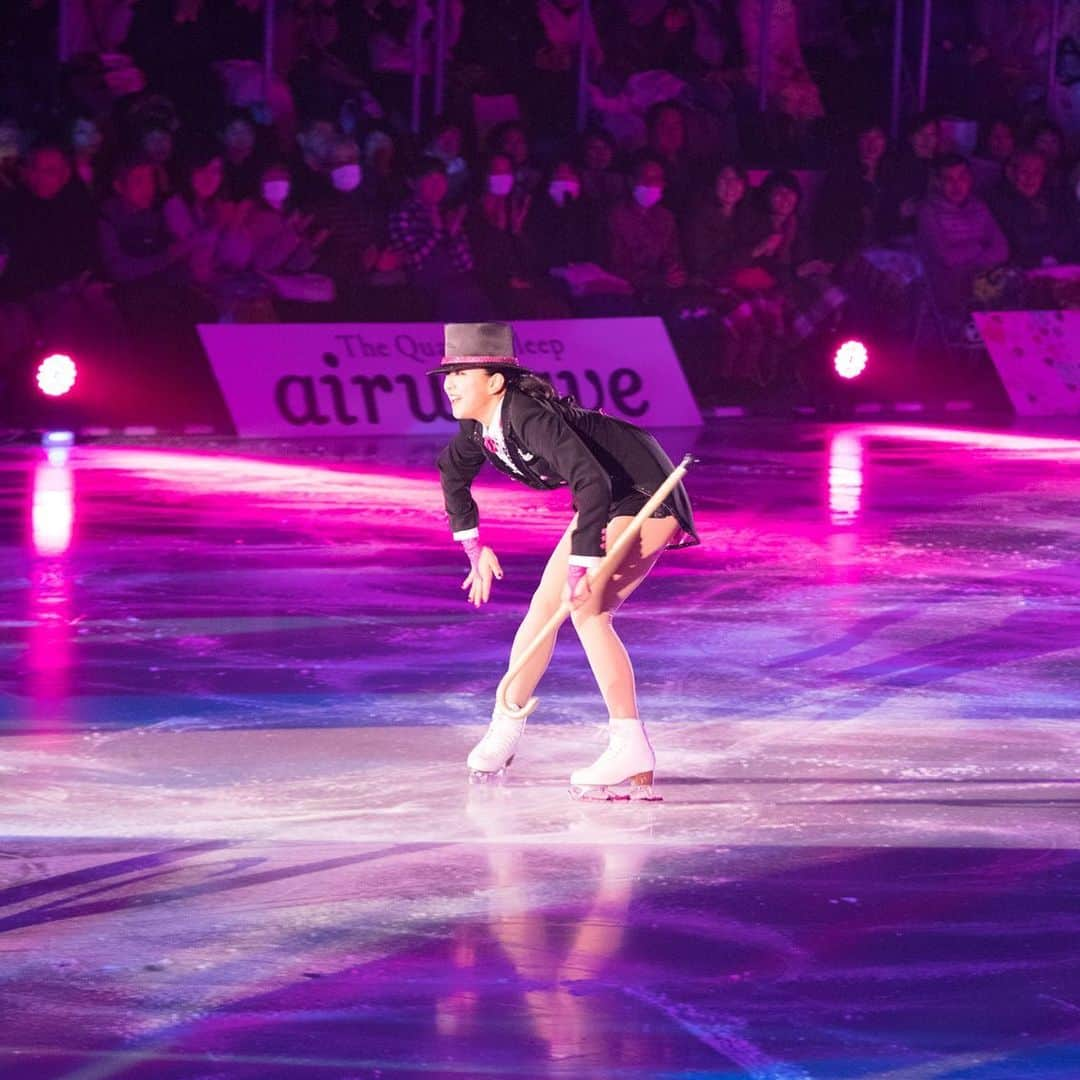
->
389;156;493;321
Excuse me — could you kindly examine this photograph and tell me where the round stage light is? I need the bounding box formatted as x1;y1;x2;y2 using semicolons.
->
36;353;78;397
833;340;869;380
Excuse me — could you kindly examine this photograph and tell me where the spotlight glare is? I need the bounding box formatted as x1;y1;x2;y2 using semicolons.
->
833;340;869;380
36;353;77;397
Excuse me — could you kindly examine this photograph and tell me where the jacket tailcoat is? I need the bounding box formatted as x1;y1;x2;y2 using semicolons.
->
437;387;698;559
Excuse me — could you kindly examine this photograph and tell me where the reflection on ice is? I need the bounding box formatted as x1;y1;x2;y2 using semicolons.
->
827;430;864;526
2;419;1080;1077
31;455;74;557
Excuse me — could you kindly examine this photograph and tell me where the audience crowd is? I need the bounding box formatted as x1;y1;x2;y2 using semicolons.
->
2;0;1079;409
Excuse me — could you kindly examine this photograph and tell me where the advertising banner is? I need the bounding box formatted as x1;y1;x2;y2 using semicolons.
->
198;318;701;436
975;311;1080;416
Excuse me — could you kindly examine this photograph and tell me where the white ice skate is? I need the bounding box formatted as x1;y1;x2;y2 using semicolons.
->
569;717;662;802
467;707;527;783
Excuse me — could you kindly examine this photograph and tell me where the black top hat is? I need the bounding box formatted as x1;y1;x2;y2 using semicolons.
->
426;322;530;376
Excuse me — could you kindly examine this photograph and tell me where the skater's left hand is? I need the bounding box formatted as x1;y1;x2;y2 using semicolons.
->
462;545;503;607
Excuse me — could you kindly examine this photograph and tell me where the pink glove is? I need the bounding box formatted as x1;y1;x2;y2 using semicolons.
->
567;564;588;600
462;536;483;573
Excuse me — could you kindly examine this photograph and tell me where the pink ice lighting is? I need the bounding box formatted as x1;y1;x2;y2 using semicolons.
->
32;459;74;557
36;353;77;397
828;431;864;526
856;425;1080;458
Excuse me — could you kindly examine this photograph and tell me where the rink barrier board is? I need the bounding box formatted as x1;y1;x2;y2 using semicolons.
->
198;318;703;437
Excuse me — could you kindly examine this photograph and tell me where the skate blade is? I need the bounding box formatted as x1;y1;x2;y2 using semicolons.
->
568;769;661;802
568;783;662;803
569;785;630;802
467;755;514;785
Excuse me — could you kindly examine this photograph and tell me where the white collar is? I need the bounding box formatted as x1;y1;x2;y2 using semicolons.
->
479;394;531;473
480;394;506;440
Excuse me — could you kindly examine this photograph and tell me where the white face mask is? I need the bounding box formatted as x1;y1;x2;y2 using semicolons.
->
632;184;663;209
331;163;362;192
487;173;514;197
262;179;290;208
548;179;580;206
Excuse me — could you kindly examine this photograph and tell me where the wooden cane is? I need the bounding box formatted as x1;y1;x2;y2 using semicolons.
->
495;454;695;720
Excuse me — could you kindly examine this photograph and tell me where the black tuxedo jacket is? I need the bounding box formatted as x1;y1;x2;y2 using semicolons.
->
437;388;698;558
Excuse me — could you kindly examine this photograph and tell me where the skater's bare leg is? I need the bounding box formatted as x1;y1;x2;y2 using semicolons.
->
571;515;680;718
468;518;576;778
503;516;575;708
567;515;679;799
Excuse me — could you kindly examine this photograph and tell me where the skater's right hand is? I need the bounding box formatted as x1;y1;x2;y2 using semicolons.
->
462;546;503;607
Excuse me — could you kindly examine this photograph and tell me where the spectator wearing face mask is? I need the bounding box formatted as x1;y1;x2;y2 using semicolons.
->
245;162;329;276
467;152;569;319
527;159;598;271
605;154;687;311
310;134;406;319
527;157;631;316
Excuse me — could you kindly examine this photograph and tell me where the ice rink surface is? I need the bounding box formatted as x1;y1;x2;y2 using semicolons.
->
1;419;1078;1078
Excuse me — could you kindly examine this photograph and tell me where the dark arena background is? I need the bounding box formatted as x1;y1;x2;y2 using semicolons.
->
2;2;1080;1078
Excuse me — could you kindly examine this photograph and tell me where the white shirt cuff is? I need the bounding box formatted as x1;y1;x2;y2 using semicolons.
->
453;528;480;541
568;554;603;568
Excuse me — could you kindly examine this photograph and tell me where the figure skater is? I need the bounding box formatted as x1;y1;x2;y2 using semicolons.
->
433;322;698;799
